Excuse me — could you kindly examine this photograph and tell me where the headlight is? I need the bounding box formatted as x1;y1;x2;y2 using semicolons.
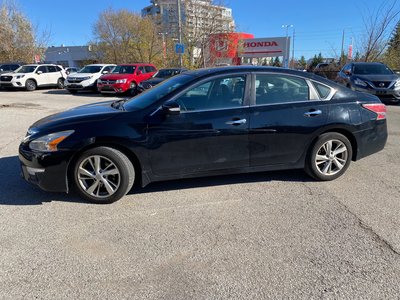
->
354;78;367;87
395;80;400;88
97;80;102;84
16;75;25;79
29;130;74;152
116;79;127;84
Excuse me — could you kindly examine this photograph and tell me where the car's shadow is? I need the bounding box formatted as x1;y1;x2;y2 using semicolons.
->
45;89;103;97
0;155;313;206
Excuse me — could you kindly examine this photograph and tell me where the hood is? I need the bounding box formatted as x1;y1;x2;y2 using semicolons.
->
68;73;98;79
100;73;133;80
142;78;165;85
30;100;121;131
352;74;399;82
1;72;24;77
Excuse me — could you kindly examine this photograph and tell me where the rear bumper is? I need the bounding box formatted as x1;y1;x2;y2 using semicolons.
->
19;144;72;193
354;120;388;160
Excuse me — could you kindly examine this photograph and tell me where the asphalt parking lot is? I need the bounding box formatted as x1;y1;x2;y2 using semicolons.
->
0;88;400;299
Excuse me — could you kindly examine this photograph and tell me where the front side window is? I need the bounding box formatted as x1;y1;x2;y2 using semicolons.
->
255;74;309;105
79;66;102;73
138;66;146;74
175;75;246;112
112;65;135;74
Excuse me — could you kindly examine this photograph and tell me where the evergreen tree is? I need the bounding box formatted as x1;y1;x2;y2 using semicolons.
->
298;56;307;69
384;22;400;69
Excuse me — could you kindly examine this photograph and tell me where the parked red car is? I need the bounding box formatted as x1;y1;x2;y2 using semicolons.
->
97;63;157;95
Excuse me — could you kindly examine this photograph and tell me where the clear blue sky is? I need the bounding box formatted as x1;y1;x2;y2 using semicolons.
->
12;0;398;60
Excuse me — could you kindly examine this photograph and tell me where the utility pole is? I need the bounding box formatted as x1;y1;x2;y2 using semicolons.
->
291;28;295;68
340;29;345;64
282;24;293;68
177;0;183;67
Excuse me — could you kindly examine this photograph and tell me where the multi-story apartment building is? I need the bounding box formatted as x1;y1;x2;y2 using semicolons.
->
141;0;235;39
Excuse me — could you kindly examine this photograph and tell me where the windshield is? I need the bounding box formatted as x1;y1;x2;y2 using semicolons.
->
353;64;393;75
15;66;36;73
124;74;194;111
112;65;136;74
78;66;102;73
154;69;179;78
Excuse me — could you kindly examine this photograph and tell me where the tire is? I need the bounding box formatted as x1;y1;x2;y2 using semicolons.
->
91;80;98;92
305;132;352;181
68;89;78;94
73;147;135;204
25;79;37;91
57;78;65;89
128;81;137;96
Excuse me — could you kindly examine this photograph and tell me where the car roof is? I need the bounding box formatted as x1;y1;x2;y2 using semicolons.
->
351;62;385;65
86;64;115;67
116;63;155;66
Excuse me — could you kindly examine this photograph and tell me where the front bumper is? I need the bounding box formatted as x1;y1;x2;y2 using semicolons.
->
0;80;24;88
353;85;400;100
97;82;130;94
65;80;96;90
19;144;73;193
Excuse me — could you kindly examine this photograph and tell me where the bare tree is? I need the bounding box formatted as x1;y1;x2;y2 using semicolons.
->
359;0;400;62
0;1;44;63
91;8;164;65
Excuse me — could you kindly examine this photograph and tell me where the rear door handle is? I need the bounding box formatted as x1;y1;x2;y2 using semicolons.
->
226;119;247;126
304;110;322;117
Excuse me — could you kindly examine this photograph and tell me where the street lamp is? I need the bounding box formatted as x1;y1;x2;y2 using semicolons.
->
281;24;293;68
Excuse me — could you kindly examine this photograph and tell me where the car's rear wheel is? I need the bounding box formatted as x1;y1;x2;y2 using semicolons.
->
305;132;352;181
25;79;36;91
73;147;135;204
57;78;65;89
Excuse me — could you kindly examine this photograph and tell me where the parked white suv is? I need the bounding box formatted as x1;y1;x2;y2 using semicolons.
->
64;64;116;94
0;64;67;91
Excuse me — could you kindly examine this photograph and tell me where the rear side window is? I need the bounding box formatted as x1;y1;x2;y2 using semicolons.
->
47;66;57;72
255;74;310;105
145;66;155;73
313;82;332;99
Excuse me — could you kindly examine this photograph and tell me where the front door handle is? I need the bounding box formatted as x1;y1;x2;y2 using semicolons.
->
304;110;322;117
226;118;247;126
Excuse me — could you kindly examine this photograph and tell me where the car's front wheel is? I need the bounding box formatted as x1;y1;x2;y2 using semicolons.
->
73;147;135;204
128;81;137;96
305;132;352;181
25;79;37;91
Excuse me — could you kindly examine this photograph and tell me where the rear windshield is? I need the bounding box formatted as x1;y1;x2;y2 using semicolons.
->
112;65;136;74
124;74;194;111
353;64;393;75
79;66;102;73
154;69;179;78
15;66;36;73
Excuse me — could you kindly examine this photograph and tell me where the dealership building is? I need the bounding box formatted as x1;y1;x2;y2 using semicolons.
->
43;46;94;68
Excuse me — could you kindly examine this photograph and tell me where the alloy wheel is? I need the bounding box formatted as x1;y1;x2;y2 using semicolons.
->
77;155;121;198
314;139;348;176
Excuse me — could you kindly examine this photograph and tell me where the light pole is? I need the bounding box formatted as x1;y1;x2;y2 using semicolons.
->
177;0;183;67
281;24;293;68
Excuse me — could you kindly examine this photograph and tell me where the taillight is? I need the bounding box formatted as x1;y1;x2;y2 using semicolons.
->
362;103;386;120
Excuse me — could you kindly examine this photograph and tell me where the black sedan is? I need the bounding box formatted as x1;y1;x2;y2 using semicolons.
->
138;68;188;90
19;66;387;203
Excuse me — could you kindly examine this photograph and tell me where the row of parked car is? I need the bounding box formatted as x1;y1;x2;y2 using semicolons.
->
0;63;187;95
312;61;400;104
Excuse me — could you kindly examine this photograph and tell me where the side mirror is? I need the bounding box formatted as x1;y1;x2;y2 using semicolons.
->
102;70;109;74
162;100;181;115
137;70;142;75
344;70;351;76
37;70;43;75
0;68;3;72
